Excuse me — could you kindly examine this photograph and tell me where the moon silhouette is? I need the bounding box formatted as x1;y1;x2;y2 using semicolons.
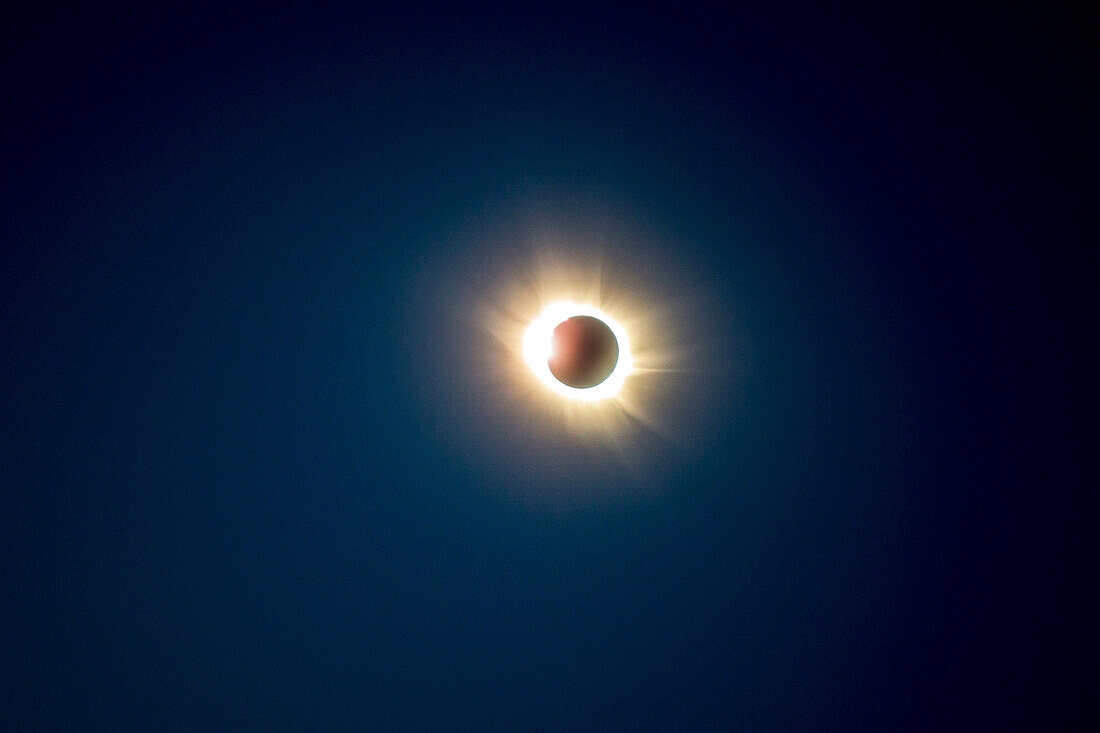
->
548;315;620;389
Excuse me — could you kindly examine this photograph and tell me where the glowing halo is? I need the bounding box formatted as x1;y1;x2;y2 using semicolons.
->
400;199;741;508
522;301;632;401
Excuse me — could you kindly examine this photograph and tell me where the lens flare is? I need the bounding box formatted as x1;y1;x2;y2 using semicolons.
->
522;302;632;401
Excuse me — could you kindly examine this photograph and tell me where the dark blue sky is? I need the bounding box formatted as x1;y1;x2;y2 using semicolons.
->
2;2;1095;729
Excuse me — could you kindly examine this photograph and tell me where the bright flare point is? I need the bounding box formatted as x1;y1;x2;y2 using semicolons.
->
523;302;632;401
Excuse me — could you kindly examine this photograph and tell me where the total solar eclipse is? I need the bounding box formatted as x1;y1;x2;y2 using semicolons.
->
522;302;633;401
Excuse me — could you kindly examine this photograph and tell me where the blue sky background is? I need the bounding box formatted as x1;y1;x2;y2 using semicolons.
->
2;3;1095;729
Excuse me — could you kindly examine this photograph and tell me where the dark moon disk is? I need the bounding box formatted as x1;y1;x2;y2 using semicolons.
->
547;315;620;389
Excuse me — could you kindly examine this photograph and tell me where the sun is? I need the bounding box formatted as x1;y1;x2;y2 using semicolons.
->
522;301;633;401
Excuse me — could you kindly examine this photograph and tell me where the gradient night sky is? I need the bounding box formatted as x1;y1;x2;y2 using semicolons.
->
2;3;1095;729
